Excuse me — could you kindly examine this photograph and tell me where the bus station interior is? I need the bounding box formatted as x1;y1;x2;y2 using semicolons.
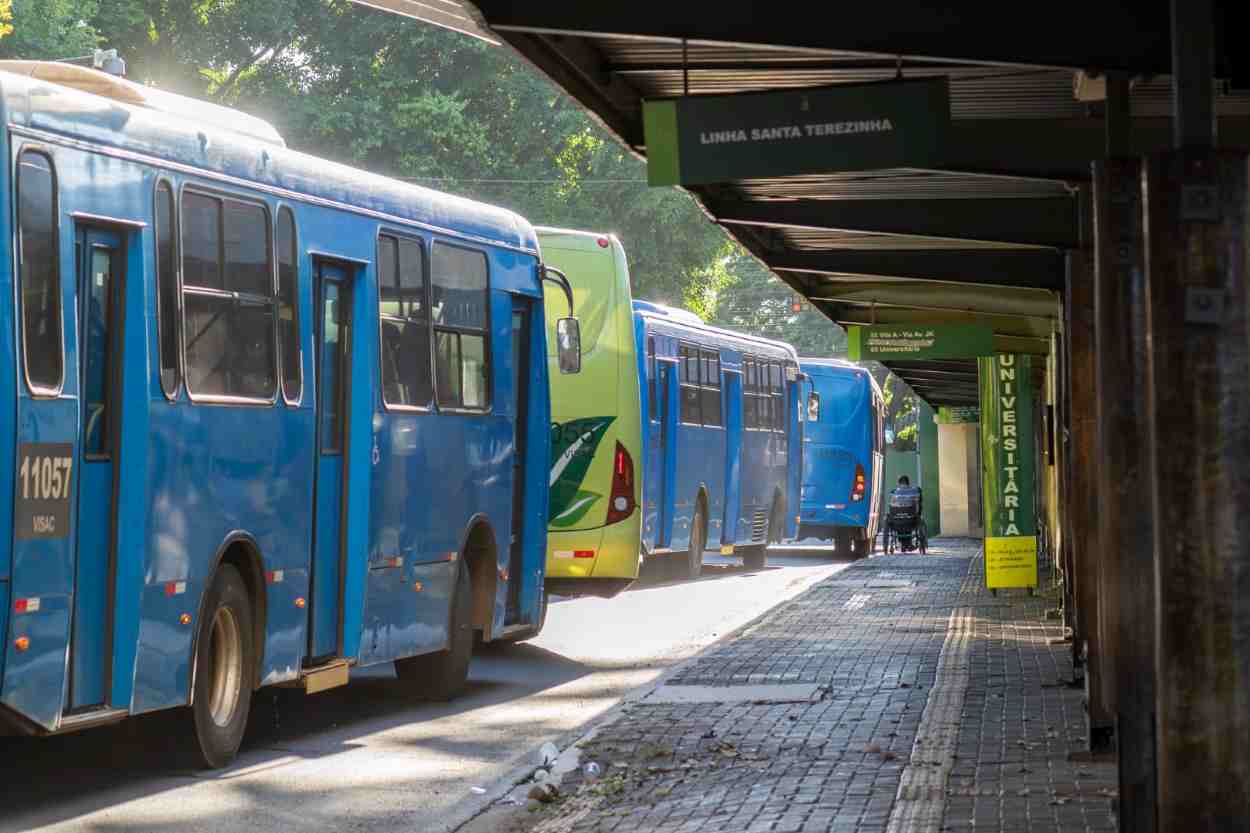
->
367;1;1250;829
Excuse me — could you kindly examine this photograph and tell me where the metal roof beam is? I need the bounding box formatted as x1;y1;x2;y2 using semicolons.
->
472;2;1176;74
939;118;1250;180
605;59;965;74
771;249;1064;290
499;32;645;147
889;368;981;381
708;196;1077;248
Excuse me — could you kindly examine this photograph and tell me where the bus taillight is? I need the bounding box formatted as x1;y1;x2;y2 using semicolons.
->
851;464;866;502
607;442;636;524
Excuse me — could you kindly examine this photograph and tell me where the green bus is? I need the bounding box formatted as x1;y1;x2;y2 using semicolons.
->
540;228;643;600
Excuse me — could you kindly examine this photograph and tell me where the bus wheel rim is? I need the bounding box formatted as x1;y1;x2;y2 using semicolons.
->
208;606;243;728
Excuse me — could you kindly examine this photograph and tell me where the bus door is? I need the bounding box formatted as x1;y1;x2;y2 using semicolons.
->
67;226;125;711
785;373;803;539
653;357;679;548
310;260;353;658
720;369;743;546
505;298;531;625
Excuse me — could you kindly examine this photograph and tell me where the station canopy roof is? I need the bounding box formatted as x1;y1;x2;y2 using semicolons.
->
360;1;1250;405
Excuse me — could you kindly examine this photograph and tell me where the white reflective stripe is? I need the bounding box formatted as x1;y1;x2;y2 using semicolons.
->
21;597;40;612
553;550;575;559
173;582;187;595
271;570;284;583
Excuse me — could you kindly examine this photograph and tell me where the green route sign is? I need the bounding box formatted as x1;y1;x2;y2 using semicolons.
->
642;77;950;187
937;405;980;424
846;324;994;361
979;354;1038;589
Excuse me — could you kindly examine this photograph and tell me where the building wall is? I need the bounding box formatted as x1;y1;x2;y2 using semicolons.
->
938;422;983;537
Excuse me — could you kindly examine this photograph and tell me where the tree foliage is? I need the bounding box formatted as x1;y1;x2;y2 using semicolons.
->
4;1;885;370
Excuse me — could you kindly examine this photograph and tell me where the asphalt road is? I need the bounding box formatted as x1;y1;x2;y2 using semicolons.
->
0;546;851;833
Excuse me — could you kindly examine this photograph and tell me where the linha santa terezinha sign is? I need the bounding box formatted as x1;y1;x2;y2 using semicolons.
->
642;78;951;186
979;354;1038;589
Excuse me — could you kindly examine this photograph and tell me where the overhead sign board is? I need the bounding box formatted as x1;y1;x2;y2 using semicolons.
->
846;324;994;361
937;405;980;424
643;77;950;187
979;354;1038;589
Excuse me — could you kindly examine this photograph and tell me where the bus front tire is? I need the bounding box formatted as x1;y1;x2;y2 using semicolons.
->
186;564;256;770
395;564;472;700
686;500;707;580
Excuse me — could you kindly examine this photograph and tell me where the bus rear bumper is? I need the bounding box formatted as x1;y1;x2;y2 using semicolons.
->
546;519;642;586
545;577;634;599
799;503;869;537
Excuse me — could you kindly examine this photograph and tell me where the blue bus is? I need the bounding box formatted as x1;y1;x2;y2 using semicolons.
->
635;302;801;578
0;62;578;768
797;359;885;557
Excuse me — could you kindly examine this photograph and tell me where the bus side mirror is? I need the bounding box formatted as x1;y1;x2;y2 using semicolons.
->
556;317;581;374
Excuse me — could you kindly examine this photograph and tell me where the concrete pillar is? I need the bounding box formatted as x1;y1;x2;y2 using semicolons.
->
1065;244;1114;749
1144;149;1250;832
1093;157;1156;832
917;400;941;536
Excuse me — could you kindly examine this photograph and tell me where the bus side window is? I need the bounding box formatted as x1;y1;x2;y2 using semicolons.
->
700;349;721;427
431;242;489;411
277;207;301;404
181;192;277;401
155;179;179;397
17;149;63;394
770;362;784;432
807;391;821;422
647;336;657;422
743;358;757;429
678;343;701;424
379;233;431;408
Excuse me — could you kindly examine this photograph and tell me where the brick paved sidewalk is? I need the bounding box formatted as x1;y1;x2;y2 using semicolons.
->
476;540;1116;833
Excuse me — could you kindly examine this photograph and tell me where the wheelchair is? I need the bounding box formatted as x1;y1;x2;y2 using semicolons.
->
882;491;928;554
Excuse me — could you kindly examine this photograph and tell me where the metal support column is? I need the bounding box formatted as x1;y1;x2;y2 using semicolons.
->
1145;147;1250;833
1147;3;1250;828
1064;235;1113;751
1093;150;1156;832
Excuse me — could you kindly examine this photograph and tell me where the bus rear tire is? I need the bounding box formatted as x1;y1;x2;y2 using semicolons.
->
686;499;707;580
186;564;255;770
744;498;782;570
395;564;472;700
851;529;870;560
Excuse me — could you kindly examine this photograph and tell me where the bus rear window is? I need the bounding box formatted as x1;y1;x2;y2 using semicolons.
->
541;247;615;355
818;373;864;427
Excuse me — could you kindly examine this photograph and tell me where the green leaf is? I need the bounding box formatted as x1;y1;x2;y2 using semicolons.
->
550;490;603;528
549;416;615;523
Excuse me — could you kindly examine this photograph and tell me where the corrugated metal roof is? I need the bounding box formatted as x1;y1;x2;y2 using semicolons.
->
461;9;1250;403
